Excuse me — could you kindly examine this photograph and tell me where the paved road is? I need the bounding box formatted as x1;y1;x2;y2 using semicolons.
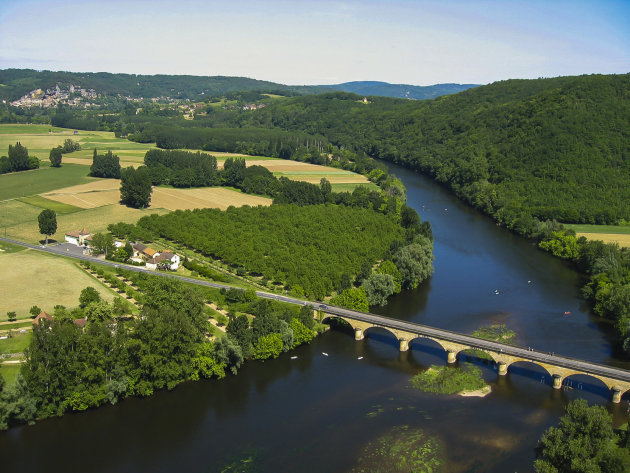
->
4;236;630;385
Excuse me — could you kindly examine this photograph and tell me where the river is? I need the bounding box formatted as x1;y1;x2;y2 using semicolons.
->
1;163;627;472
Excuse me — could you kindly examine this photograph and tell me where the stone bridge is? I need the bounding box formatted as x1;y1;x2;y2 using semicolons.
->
321;312;630;403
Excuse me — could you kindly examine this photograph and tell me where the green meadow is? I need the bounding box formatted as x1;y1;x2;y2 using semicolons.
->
0;164;92;201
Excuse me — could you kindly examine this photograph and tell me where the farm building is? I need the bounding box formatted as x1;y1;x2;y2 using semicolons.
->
145;252;181;271
65;228;92;247
32;310;53;325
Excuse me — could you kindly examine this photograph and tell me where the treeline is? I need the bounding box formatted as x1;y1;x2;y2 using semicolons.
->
0;275;318;430
144;149;218;187
136;204;407;299
130;124;326;159
0;142;39;174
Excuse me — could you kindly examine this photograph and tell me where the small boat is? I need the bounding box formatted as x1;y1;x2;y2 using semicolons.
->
564;311;572;316
290;356;298;360
322;352;329;356
357;356;363;360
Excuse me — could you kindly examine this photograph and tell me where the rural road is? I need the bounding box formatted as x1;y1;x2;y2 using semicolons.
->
3;236;630;384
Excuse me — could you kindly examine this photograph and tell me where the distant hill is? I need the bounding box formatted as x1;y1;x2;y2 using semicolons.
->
317;81;479;99
240;73;630;225
0;69;324;101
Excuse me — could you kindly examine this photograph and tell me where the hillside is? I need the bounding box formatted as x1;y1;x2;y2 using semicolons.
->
0;69;324;101
318;81;478;99
241;74;630;226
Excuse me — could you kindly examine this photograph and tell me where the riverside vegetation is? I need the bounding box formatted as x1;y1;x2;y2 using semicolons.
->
0;274;319;430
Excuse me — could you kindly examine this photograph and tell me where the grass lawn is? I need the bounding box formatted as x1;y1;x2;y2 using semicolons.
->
17;195;82;214
0;240;27;254
0;332;32;354
566;224;630;234
0;164;93;201
330;182;380;193
0;364;21;386
0;250;118;319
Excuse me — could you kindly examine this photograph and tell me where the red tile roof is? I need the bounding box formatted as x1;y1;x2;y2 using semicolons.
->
32;310;53;325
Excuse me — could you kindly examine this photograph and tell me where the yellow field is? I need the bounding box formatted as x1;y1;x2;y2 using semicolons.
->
0;250;116;320
577;233;630;248
41;179;271;211
152;187;271;210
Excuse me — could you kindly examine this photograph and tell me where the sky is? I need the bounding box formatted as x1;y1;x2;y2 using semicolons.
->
0;0;628;86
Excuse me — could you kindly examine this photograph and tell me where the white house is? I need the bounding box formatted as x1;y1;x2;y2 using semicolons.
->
145;252;181;271
65;228;91;247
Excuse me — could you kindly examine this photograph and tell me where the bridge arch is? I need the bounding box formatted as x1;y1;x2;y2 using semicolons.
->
561;373;616;397
505;360;554;381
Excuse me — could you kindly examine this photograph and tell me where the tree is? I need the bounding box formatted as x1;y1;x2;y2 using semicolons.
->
8;142;30;172
90;150;121;178
330;287;369;312
62;139;81;153
37;209;57;245
222;157;246;187
212;336;243;375
79;287;101;308
120;166;152;208
534;399;630;472
29;306;41;318
89;233;115;256
252;333;283;360
84;300;113;324
393;238;434;290
49;146;63;167
226;314;253;358
362;273;396;306
7;311;17;322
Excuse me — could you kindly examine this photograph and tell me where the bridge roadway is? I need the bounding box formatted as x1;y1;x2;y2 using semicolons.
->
4;237;630;400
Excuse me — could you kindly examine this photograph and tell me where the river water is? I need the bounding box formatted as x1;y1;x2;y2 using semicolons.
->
1;164;627;472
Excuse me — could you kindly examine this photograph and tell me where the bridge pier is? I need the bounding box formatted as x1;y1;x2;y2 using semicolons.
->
612;389;622;404
553;375;562;389
447;351;457;364
399;339;409;352
354;328;364;341
497;362;507;376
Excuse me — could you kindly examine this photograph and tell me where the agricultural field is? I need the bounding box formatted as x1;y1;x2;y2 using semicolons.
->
0;164;92;201
576;233;630;248
0;250;117;320
0;124;374;244
1;124;373;189
566;224;630;248
0;124;155;166
151;187;271;210
1;200;169;243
